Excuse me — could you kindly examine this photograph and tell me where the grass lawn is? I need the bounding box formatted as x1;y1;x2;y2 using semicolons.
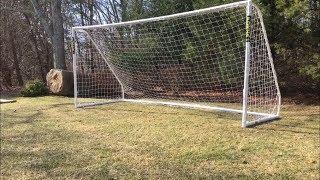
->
1;96;319;179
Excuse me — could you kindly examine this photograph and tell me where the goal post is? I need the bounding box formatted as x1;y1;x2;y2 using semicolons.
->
72;0;281;127
242;0;252;127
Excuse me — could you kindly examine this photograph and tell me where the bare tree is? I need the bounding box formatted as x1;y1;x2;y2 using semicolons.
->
30;0;66;69
8;30;24;86
23;13;46;81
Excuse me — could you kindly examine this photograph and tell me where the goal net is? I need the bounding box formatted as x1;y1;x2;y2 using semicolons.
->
72;0;281;127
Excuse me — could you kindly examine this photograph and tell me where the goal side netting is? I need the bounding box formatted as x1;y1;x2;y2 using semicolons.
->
72;1;281;127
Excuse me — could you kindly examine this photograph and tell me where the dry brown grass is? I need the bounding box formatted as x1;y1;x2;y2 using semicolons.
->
1;96;319;179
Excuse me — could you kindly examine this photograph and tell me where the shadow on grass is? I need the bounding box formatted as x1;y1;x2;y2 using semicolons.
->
2;102;73;128
3;100;314;178
259;126;319;135
85;105;240;122
2;119;211;179
2;129;98;178
240;111;319;135
275;123;319;131
255;118;319;135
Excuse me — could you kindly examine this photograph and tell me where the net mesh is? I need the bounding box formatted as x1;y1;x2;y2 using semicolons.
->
73;3;280;123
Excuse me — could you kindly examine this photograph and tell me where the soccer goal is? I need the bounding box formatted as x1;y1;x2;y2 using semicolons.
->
71;0;281;127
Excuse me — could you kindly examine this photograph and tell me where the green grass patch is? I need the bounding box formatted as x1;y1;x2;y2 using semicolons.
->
1;96;319;179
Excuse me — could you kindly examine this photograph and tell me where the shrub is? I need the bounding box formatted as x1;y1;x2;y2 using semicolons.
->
21;80;48;97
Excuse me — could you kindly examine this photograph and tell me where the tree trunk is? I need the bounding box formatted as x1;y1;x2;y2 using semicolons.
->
310;0;319;44
89;0;94;25
110;0;120;22
79;1;85;26
44;40;54;72
51;0;66;69
30;0;66;70
88;0;95;72
23;13;46;82
175;0;194;13
120;0;128;21
0;39;12;89
38;32;54;73
268;0;277;41
9;30;23;86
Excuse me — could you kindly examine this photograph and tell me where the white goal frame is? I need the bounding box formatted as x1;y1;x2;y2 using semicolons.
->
72;0;281;127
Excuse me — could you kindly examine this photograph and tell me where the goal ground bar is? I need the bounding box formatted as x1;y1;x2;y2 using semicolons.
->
244;115;280;127
122;99;276;117
76;99;280;127
75;100;122;108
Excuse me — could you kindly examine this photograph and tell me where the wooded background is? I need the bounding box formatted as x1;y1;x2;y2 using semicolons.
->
0;0;319;100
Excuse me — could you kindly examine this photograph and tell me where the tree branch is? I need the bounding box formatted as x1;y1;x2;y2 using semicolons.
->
29;0;53;38
0;7;33;16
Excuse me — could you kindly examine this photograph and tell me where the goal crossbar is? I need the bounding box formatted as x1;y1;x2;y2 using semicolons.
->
73;1;247;30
